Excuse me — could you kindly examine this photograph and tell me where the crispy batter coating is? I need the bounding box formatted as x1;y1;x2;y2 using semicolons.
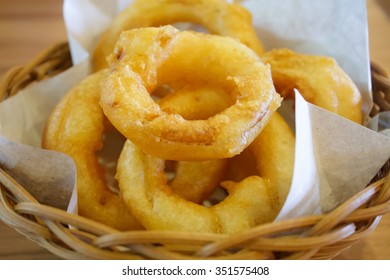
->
93;0;264;71
117;91;294;233
100;26;281;161
262;49;362;123
42;71;143;230
117;140;275;234
227;112;295;210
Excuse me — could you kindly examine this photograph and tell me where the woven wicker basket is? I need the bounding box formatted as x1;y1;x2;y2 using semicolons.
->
0;42;389;260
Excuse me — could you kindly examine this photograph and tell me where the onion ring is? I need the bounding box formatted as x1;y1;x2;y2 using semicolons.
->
42;70;143;230
117;140;275;234
100;26;281;161
262;48;362;123
93;0;264;71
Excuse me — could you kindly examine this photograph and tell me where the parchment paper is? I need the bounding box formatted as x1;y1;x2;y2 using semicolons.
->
0;0;389;219
0;136;75;210
276;92;390;220
0;61;89;209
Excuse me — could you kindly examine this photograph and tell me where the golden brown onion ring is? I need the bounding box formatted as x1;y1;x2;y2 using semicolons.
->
42;71;142;230
93;0;264;71
117;140;275;234
261;48;362;123
100;26;281;161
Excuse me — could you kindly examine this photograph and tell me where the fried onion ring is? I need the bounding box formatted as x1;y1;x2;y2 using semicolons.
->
117;140;275;234
93;0;264;71
42;70;143;230
100;26;281;161
262;48;362;123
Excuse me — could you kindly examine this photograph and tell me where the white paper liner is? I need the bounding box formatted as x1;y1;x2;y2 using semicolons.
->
276;91;390;221
0;61;88;209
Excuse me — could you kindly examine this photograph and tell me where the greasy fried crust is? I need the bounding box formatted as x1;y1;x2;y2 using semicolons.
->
93;0;264;71
117;140;275;234
117;93;293;233
100;26;281;161
261;49;362;123
42;71;143;230
227;112;295;210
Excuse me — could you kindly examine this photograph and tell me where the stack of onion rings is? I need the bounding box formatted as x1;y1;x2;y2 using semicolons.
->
43;73;231;229
42;0;365;235
261;48;363;124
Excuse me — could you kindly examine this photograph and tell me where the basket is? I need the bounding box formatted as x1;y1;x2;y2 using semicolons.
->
0;42;389;260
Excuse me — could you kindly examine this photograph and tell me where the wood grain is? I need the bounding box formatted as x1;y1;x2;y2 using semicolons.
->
0;0;389;260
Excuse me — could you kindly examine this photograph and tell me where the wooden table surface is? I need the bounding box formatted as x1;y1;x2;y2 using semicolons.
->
0;0;389;260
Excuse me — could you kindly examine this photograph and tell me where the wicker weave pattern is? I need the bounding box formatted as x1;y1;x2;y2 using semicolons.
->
0;43;71;102
371;62;390;116
0;43;389;260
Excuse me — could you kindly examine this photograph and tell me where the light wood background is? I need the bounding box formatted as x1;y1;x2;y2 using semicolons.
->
0;0;389;259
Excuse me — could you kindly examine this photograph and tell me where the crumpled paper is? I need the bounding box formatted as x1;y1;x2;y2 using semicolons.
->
0;135;76;210
0;0;389;220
